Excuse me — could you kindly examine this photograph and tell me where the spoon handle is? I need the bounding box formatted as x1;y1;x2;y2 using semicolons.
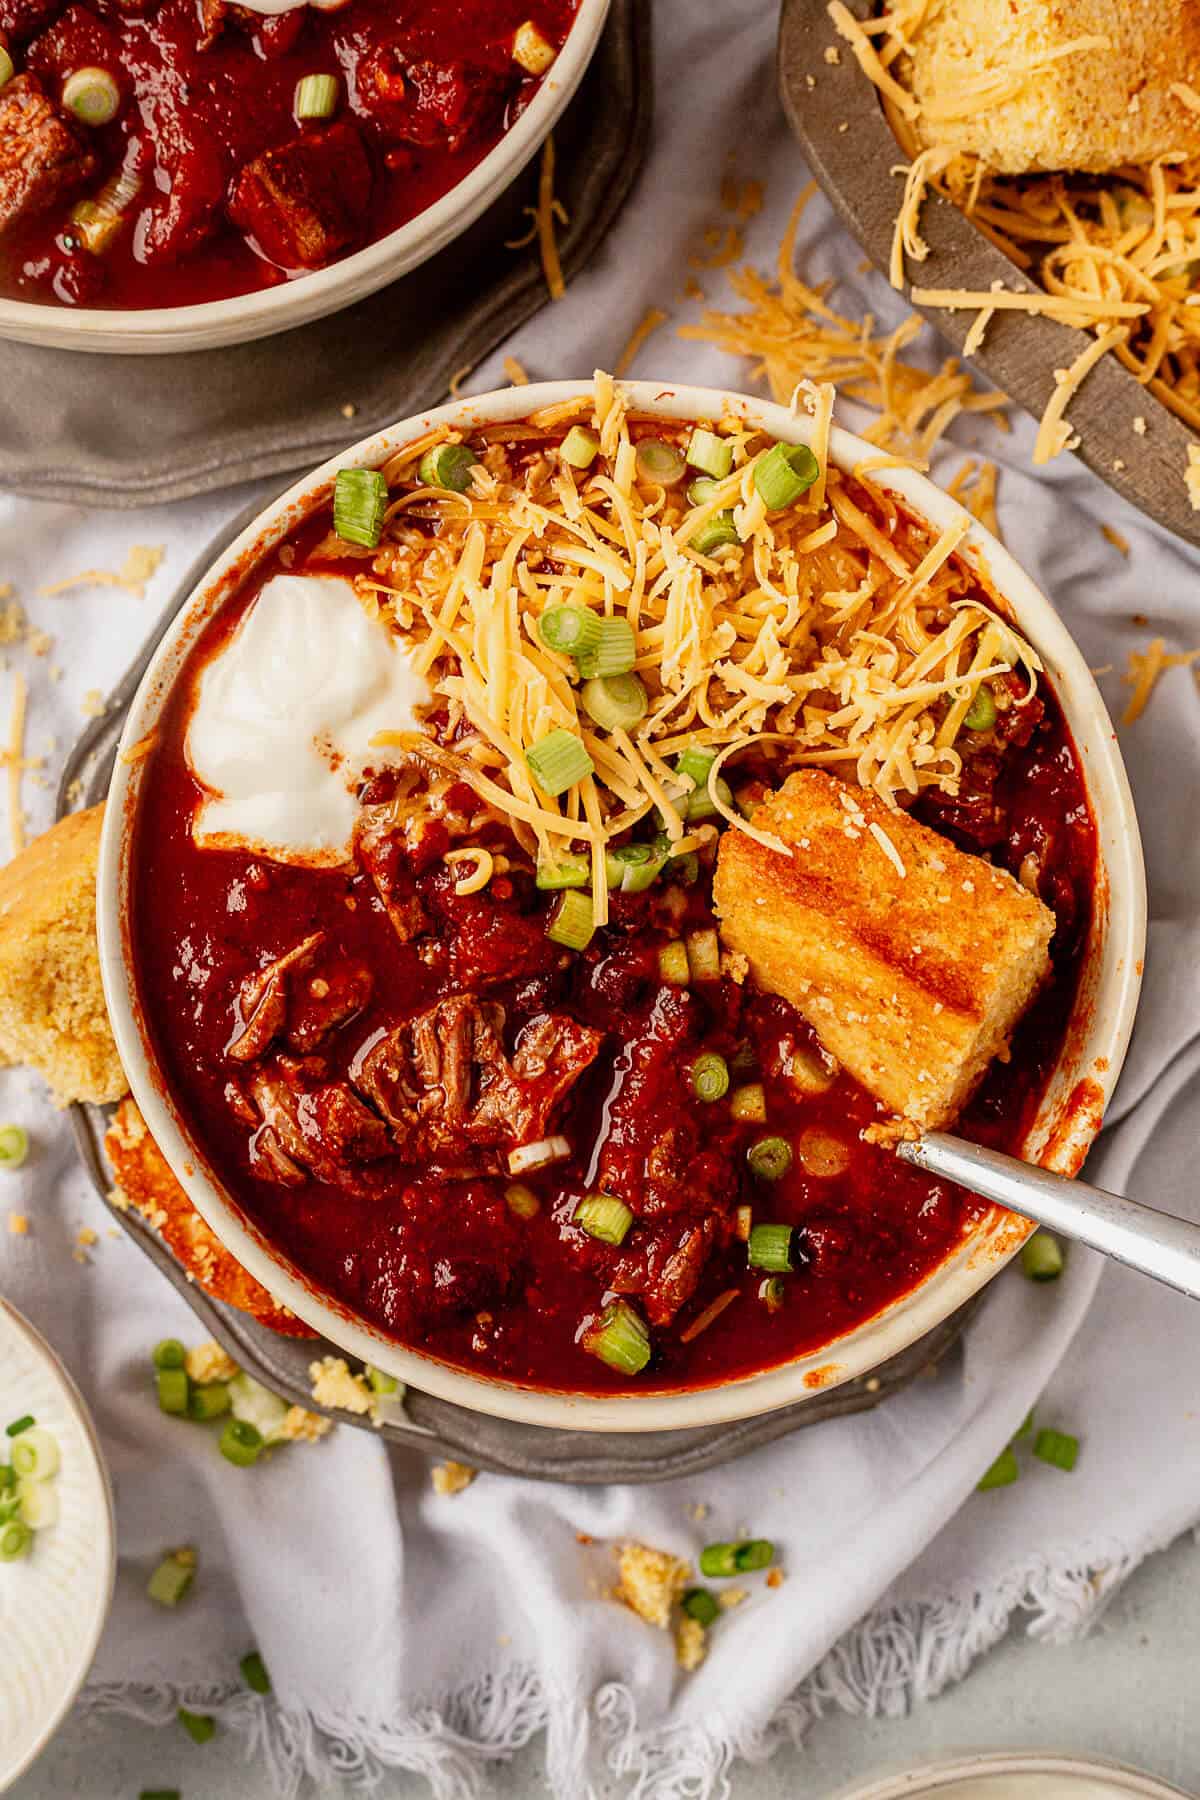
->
897;1132;1200;1303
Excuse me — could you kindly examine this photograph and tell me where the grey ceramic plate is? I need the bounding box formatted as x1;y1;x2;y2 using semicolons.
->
63;508;978;1483
777;0;1200;552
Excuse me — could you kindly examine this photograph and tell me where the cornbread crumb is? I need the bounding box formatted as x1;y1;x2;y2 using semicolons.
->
765;1568;786;1589
0;806;125;1106
81;690;106;719
718;1587;749;1611
615;1543;691;1629
341;402;357;419
675;1615;708;1671
432;1460;477;1496
309;1355;372;1415
72;1248;89;1264
8;1212;28;1235
76;1226;98;1248
686;1501;710;1523
0;600;27;646
186;1341;240;1385
278;1404;334;1443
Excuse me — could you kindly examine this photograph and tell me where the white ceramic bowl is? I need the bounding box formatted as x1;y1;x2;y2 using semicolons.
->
96;378;1147;1432
0;1299;115;1791
0;0;610;356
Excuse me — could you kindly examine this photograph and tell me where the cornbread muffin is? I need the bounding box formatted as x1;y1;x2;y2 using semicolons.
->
899;0;1200;174
0;805;124;1105
714;771;1056;1132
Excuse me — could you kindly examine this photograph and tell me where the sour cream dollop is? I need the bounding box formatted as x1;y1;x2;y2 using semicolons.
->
187;572;429;865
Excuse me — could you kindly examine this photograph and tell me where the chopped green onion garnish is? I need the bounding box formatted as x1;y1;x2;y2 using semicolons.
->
747;1137;793;1181
0;48;13;89
691;511;740;555
691;1052;729;1102
687;476;722;507
1033;1427;1079;1472
1021;1230;1064;1281
753;441;820;510
333;467;387;548
686;928;721;981
187;1382;230;1422
0;1518;30;1560
634;438;686;487
686;427;733;480
545;889;595;950
606;842;666;893
505;1182;540;1219
682;1587;720;1626
18;1476;58;1531
294;72;339;119
758;1275;785;1312
698;1541;738;1578
575;616;636;679
0;1465;13;1494
747;1222;794;1270
699;1538;774;1577
535;850;590;890
153;1339;187;1371
0;1125;28;1169
729;1082;766;1123
178;1707;217;1744
147;1550;195;1607
658;939;690;984
559;425;600;469
582;1299;651;1375
674;747;730;822
573;1193;634;1246
964;683;997;731
581;671;647;732
365;1365;399;1396
241;1650;272;1694
539;604;602;658
977;1447;1020;1490
62;66;120;126
1014;1409;1034;1440
526;728;594;796
219;1418;263;1468
157;1369;190;1416
11;1426;59;1481
5;1414;33;1437
418;442;478;493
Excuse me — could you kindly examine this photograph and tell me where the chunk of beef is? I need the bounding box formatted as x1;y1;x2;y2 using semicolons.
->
352;995;602;1160
344;35;510;152
444;892;564;990
353;797;438;944
607;1219;721;1326
0;0;64;44
228;120;371;270
25;4;121;81
227;932;373;1062
226;932;324;1062
246;1061;393;1188
288;959;373;1053
0;74;95;237
349;1180;523;1338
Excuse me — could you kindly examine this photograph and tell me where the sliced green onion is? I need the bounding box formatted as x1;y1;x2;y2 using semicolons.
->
758;1275;786;1312
729;1082;766;1123
147;1550;195;1607
690;511;740;555
418;442;478;493
538;604;601;658
505;1182;541;1219
977;1447;1020;1490
698;1541;738;1578
686;427;734;479
674;747;730;822
575;616;636;679
734;1538;774;1571
753;441;820;510
241;1650;272;1693
687;476;722;506
691;1052;729;1102
294;72;338;119
333;467;387;548
582;1299;651;1375
526;728;594;796
1013;1409;1034;1441
0;1125;28;1169
62;66;120;126
178;1708;217;1745
581;671;647;732
747;1222;794;1271
1034;1427;1079;1472
668;850;699;886
18;1477;57;1530
681;1587;719;1626
634;438;686;487
365;1365;400;1396
0;1465;13;1494
1021;1230;1064;1282
559;425;599;469
157;1368;190;1416
573;1193;634;1246
964;683;997;731
187;1382;230;1422
11;1426;58;1481
658;939;690;984
606;842;666;894
5;1414;34;1437
0;1519;31;1561
686;928;721;982
546;889;595;950
535;850;590;890
0;48;14;90
747;1137;793;1182
219;1418;263;1468
153;1338;187;1371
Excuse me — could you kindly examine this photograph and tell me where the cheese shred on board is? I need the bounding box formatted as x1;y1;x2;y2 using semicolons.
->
356;372;1038;928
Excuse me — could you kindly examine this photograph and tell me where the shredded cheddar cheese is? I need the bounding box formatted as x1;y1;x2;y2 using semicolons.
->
1122;636;1200;724
614;307;669;378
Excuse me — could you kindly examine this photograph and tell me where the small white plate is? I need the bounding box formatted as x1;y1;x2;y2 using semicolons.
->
0;1300;115;1792
835;1752;1194;1800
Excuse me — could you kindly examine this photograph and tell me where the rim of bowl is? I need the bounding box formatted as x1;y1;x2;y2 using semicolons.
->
96;378;1147;1433
0;0;610;355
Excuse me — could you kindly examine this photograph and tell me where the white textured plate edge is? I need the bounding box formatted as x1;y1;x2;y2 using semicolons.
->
830;1751;1195;1800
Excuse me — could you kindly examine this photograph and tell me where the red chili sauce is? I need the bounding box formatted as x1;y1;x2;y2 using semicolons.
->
129;514;1098;1395
0;0;577;310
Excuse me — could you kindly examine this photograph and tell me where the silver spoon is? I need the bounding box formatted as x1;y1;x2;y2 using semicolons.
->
897;1133;1200;1302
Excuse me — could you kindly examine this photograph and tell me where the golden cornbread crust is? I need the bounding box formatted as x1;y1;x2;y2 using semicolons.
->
903;0;1200;174
0;805;125;1106
713;770;1056;1132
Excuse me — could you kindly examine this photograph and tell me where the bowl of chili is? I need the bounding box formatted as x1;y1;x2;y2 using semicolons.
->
95;376;1146;1431
0;0;609;354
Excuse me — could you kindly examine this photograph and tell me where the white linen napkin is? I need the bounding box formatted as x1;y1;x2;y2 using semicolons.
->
2;1;1199;1794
